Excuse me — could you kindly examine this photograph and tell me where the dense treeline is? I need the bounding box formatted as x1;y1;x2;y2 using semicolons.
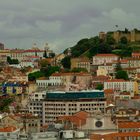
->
64;32;135;58
7;56;19;64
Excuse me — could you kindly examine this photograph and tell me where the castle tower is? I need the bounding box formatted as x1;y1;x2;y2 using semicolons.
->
99;32;106;40
131;29;136;42
113;31;120;43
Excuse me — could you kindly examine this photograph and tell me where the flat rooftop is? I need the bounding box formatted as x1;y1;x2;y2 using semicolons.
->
45;90;104;100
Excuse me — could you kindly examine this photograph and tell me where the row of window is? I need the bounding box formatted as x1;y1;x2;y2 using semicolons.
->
45;108;65;111
45;103;105;106
45;112;65;115
45;104;65;106
37;83;63;86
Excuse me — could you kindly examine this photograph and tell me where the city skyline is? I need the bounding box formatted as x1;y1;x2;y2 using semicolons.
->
0;0;140;53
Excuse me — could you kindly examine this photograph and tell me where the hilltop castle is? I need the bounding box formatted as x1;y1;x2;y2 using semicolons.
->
99;29;140;43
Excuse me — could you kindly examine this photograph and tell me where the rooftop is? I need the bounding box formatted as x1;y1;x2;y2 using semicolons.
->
46;90;104;100
118;122;140;128
95;53;118;57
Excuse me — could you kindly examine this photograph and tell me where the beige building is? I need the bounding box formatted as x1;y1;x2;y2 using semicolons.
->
97;68;108;76
36;72;92;90
98;64;114;75
0;114;23;129
71;57;91;72
55;53;65;65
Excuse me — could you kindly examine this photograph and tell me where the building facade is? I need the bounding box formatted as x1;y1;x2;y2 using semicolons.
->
42;90;106;124
93;54;119;65
104;79;138;96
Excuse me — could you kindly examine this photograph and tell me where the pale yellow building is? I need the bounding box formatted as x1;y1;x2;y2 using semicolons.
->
97;68;108;76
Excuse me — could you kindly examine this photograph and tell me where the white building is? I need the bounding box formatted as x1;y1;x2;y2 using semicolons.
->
104;79;138;96
36;76;63;88
42;90;106;124
93;54;119;65
28;91;46;125
29;91;46;101
20;60;35;68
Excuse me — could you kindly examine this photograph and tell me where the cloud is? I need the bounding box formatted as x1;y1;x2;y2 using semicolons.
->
103;8;136;23
0;0;140;53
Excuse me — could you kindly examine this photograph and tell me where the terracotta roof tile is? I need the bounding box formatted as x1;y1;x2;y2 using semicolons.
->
106;79;126;82
104;89;114;94
118;122;140;128
95;54;118;57
57;111;89;127
0;126;17;132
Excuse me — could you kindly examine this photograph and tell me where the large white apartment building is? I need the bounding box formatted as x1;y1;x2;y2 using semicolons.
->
104;79;138;96
42;90;106;124
28;90;106;125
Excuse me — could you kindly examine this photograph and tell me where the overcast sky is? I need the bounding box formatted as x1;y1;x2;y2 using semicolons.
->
0;0;140;53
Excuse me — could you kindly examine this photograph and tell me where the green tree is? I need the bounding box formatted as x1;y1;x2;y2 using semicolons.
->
44;66;60;77
39;59;49;68
43;50;48;58
115;58;122;71
28;71;44;81
115;70;129;80
49;53;55;58
124;28;129;33
120;36;128;45
71;68;88;73
61;56;71;69
70;38;90;57
0;97;14;112
7;56;19;64
106;34;116;45
95;84;103;90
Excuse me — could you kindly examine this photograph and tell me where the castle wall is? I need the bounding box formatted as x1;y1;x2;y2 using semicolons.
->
113;30;140;43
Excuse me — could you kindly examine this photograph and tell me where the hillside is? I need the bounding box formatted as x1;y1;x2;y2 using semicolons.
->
64;31;140;58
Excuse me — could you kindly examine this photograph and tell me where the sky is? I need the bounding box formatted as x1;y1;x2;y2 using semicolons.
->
0;0;140;53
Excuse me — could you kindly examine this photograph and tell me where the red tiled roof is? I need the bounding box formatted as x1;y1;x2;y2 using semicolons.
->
132;53;140;56
93;75;110;79
25;49;44;52
57;111;89;127
0;126;17;132
26;56;40;58
90;132;140;140
37;77;48;80
118;122;140;128
120;91;130;95
113;59;128;63
106;79;126;82
51;72;91;77
104;89;114;94
41;125;48;129
95;54;118;57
